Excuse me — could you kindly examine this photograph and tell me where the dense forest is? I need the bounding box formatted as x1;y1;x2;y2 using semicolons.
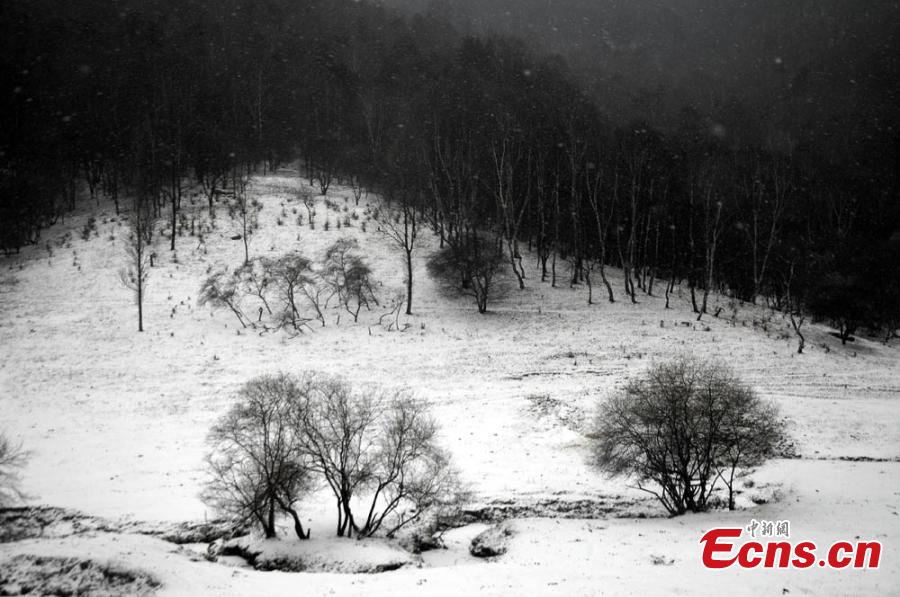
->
1;0;898;340
386;1;900;149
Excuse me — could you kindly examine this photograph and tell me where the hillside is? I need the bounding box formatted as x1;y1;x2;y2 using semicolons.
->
1;172;898;595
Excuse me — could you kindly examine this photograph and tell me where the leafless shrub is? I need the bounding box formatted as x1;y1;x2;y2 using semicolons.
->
199;270;249;328
590;356;786;515
377;291;408;332
0;432;29;506
427;234;506;313
269;253;328;330
201;245;376;333
237;257;275;318
81;217;97;241
322;238;378;322
203;375;313;539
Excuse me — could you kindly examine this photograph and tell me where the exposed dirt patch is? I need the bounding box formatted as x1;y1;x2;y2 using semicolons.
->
0;507;246;545
826;455;900;462
523;393;588;432
0;508;108;543
212;536;418;573
120;518;248;545
0;554;160;596
461;494;658;523
546;350;593;361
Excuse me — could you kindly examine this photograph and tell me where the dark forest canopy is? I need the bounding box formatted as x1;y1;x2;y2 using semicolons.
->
385;0;900;157
1;0;898;338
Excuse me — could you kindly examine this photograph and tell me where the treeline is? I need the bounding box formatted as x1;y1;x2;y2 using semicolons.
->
1;0;897;339
386;0;900;157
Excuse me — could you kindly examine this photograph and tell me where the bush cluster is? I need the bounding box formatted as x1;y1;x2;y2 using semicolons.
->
203;372;464;540
199;237;377;332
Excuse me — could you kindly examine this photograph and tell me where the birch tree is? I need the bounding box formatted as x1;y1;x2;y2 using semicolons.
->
119;199;153;332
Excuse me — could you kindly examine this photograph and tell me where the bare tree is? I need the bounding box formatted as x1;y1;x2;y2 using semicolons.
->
119;201;153;332
590;357;786;515
378;199;419;315
490;133;530;289
228;164;256;265
199;166;228;211
584;159;616;303
82;155;104;205
355;395;461;538
102;168;122;216
621;140;652;304
0;432;29;506
783;260;807;354
314;160;335;196
203;374;313;539
694;160;727;319
738;156;789;302
292;373;462;538
349;173;366;206
293;373;377;538
789;311;807;354
301;190;316;230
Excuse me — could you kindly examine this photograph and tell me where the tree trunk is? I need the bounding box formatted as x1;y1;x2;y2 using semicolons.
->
170;197;177;251
137;283;143;332
265;499;276;538
242;218;249;265
600;262;615;303
282;504;309;540
790;312;805;354
585;266;593;305
551;251;557;288
405;250;413;315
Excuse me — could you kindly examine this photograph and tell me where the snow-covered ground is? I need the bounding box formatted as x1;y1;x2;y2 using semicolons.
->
1;173;898;595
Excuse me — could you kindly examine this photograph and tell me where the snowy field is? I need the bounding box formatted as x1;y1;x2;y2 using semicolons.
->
1;173;898;595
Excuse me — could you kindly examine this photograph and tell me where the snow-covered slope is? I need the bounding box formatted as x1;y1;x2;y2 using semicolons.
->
1;172;897;595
